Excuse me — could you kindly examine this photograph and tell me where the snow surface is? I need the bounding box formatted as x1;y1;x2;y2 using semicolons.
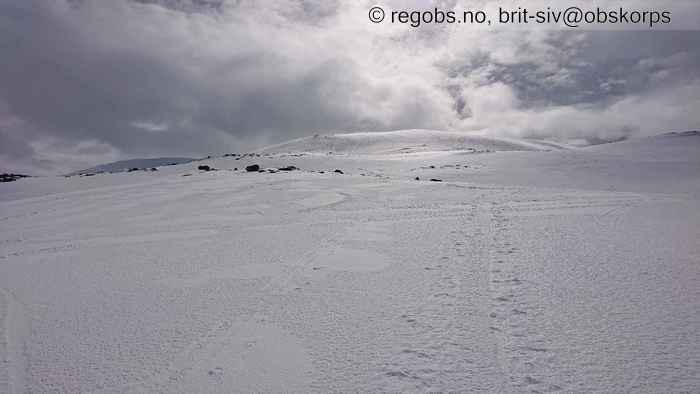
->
259;129;568;155
67;157;195;176
1;130;699;393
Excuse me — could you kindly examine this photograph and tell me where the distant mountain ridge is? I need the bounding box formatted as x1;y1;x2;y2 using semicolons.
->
68;157;194;176
259;129;570;155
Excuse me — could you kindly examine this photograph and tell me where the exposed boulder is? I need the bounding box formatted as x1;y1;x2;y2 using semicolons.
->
333;169;344;174
246;164;260;172
1;173;30;182
198;165;214;171
278;166;298;171
429;178;443;182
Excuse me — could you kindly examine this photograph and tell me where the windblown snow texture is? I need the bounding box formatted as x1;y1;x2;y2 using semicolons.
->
1;131;699;393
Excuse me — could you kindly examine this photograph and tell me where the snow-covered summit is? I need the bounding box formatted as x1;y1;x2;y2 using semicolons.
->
260;129;567;155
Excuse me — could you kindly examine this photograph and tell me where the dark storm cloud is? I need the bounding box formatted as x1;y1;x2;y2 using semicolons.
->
0;0;449;173
450;31;700;108
1;0;699;173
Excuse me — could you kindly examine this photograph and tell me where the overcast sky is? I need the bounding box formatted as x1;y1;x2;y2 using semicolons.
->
1;0;699;174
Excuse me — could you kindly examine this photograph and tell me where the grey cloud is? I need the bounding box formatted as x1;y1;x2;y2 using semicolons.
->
1;0;699;174
1;0;448;174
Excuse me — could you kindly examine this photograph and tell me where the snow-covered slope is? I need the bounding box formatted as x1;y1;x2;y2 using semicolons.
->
68;157;195;175
586;130;700;160
260;129;567;155
1;131;699;393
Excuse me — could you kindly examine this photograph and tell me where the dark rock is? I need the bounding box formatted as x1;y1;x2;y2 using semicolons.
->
667;130;699;137
198;165;213;171
429;178;443;182
127;168;140;172
268;169;277;173
149;168;158;171
233;168;238;171
415;177;420;181
278;166;297;171
246;164;260;172
333;169;344;174
319;171;325;174
0;173;30;182
429;165;436;169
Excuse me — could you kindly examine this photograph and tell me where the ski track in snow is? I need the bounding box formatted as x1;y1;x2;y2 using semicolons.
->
1;132;700;393
0;287;28;394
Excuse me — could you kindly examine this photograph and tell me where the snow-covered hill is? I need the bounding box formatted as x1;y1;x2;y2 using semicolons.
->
68;157;195;176
1;131;699;393
260;129;568;155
